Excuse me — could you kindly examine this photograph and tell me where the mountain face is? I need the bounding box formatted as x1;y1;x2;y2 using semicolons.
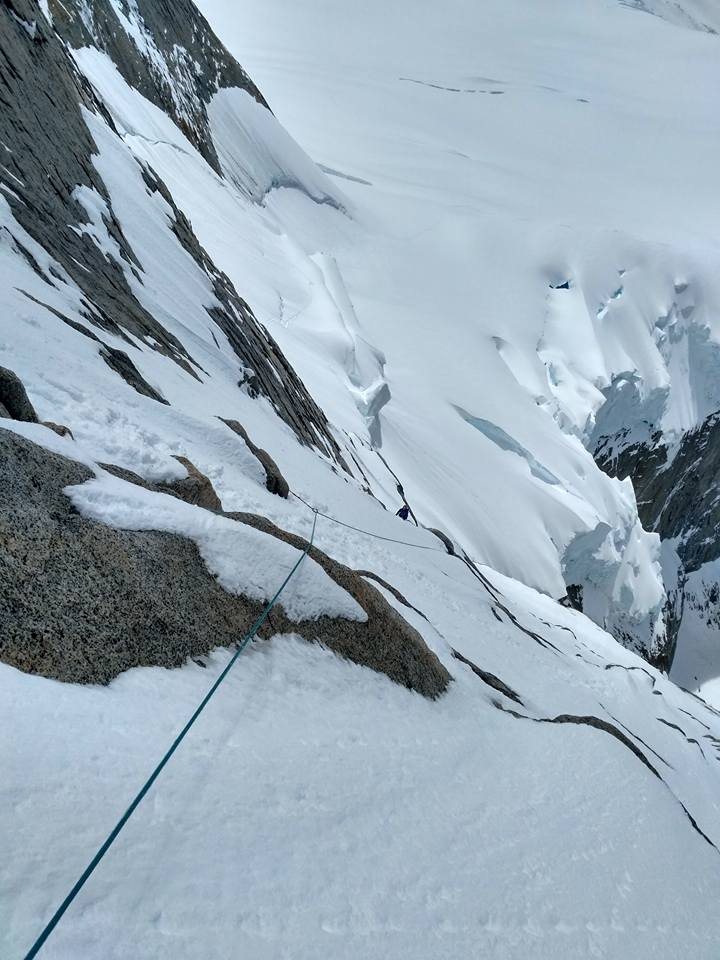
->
1;0;675;672
194;0;720;680
4;1;720;955
46;0;269;170
541;264;720;678
582;262;720;684
3;0;719;668
1;0;345;460
1;0;717;678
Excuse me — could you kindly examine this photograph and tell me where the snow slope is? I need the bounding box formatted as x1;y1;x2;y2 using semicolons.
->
620;0;720;33
46;0;705;666
192;0;720;668
5;422;720;960
14;0;720;666
4;1;720;956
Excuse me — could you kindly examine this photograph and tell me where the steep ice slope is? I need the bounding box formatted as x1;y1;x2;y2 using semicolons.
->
196;0;720;673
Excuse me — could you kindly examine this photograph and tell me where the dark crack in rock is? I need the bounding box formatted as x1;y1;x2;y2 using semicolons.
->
426;527;455;555
496;701;719;851
451;648;523;704
356;569;433;624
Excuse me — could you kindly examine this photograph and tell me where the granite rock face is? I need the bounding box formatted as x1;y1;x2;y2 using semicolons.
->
226;509;452;698
41;421;74;439
220;418;290;498
170;455;223;511
1;0;198;371
0;429;450;698
0;365;38;422
99;458;223;511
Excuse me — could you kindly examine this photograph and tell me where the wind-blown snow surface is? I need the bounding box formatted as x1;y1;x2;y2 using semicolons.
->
5;423;720;959
4;1;720;956
192;0;720;667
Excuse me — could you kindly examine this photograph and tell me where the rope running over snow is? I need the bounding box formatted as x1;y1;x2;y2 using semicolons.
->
23;510;319;960
289;490;445;552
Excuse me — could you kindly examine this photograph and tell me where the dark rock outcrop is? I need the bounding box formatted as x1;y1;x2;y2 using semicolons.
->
0;366;38;422
1;430;449;698
0;366;74;438
220;418;289;498
98;461;160;489
99;457;222;512
356;569;433;623
224;510;452;698
1;432;245;684
426;527;455;555
42;421;74;439
0;1;202;374
594;410;720;670
451;648;522;704
170;456;222;511
560;584;583;612
99;346;170;404
612;414;720;572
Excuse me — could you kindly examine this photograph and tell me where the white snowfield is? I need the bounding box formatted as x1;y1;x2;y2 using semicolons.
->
3;0;720;956
194;0;720;670
5;417;720;959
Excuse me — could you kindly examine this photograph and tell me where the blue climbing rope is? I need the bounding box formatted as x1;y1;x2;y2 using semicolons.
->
22;510;318;960
289;490;444;552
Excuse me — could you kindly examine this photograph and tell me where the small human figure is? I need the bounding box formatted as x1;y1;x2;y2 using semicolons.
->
396;503;410;521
